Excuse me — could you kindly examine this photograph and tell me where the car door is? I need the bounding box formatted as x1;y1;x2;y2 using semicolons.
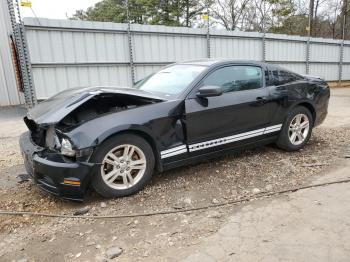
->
185;64;273;155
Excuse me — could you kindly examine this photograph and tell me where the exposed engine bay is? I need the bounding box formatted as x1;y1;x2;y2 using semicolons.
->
24;92;162;149
58;93;160;128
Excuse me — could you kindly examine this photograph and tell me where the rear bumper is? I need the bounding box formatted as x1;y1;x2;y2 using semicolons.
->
19;131;95;201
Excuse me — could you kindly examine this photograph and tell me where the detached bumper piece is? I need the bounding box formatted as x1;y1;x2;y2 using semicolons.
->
20;132;94;201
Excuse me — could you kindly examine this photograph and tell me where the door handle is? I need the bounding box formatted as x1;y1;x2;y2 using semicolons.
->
256;96;267;104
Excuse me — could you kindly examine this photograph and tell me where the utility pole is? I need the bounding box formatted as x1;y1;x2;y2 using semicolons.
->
306;0;314;75
201;0;210;58
308;0;315;37
341;0;348;40
339;0;349;85
186;0;190;27
206;1;210;58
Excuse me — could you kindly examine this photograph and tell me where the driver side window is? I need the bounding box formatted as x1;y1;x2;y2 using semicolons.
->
202;65;263;93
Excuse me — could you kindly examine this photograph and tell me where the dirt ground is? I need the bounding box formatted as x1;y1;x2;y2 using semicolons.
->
0;88;350;261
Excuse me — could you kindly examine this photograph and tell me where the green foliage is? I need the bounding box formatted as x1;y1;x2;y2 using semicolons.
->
269;0;295;23
269;14;308;35
71;0;206;27
70;0;348;39
71;0;144;23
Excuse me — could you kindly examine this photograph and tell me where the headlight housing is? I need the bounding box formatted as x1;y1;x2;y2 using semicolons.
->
61;138;76;157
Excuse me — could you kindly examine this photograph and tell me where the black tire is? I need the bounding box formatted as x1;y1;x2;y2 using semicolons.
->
91;133;155;198
276;106;313;151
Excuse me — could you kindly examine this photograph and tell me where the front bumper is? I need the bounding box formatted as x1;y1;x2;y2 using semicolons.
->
19;131;95;201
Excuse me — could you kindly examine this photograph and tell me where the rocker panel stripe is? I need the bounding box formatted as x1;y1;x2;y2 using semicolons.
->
160;124;283;158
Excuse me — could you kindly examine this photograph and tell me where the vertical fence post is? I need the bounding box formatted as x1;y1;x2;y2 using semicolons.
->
126;0;135;85
262;33;266;62
338;40;344;85
126;22;135;85
15;0;36;106
20;21;36;105
7;0;35;107
261;1;266;62
306;38;311;75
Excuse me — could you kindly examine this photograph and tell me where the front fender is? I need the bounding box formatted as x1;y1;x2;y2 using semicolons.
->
96;124;157;147
68;122;159;150
64;99;185;153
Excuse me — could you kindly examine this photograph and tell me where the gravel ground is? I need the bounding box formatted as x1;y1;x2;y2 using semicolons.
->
1;127;348;229
0;126;349;261
0;89;350;261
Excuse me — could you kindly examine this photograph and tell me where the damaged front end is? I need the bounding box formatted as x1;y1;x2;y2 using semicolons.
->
19;126;94;201
20;87;163;201
20;130;94;201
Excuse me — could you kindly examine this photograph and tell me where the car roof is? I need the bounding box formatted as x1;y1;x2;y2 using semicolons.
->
178;59;267;67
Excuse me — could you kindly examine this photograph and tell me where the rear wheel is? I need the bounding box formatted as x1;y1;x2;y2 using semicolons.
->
91;134;155;198
277;106;313;151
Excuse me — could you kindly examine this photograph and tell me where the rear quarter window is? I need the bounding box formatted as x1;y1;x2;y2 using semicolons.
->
270;68;303;86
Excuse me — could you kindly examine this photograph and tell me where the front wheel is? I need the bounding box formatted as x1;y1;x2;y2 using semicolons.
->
277;106;313;151
91;134;155;198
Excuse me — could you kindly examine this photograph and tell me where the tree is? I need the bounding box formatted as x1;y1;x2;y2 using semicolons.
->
70;0;349;40
268;0;296;31
71;0;207;27
182;0;208;27
209;0;251;30
269;14;308;35
72;0;130;23
318;0;342;39
148;0;205;26
207;0;296;32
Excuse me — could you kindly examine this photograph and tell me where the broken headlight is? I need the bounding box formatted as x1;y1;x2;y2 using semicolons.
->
61;138;76;157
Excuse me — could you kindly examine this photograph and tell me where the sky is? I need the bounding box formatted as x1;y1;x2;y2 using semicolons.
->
19;0;100;19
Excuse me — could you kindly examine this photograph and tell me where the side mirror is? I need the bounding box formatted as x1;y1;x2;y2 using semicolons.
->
196;85;223;98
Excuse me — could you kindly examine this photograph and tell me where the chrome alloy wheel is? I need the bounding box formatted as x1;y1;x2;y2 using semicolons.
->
101;144;147;190
288;113;310;146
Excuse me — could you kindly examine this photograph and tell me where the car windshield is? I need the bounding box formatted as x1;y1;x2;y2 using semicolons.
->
135;64;206;98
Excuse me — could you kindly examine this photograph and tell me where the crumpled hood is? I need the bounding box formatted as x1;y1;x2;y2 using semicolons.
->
27;86;164;126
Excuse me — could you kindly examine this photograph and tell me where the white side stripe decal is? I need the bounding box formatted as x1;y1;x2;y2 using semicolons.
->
160;124;283;158
161;145;186;155
161;148;188;158
189;128;265;152
265;124;282;130
161;145;187;159
263;124;283;135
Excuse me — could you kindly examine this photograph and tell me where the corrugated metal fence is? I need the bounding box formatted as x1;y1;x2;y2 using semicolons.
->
22;17;350;100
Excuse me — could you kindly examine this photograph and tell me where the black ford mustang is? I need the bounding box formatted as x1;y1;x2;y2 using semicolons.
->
20;59;330;201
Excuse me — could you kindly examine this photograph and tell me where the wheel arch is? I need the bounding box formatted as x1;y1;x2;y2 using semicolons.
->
100;129;163;172
276;101;315;152
293;102;316;124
